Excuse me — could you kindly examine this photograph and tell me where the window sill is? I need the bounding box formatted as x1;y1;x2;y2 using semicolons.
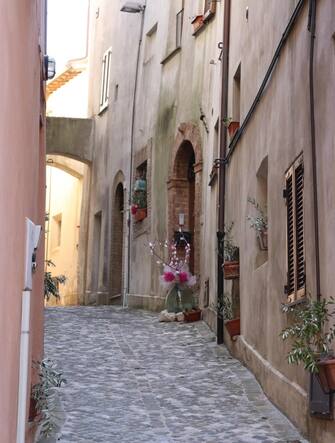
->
161;46;181;65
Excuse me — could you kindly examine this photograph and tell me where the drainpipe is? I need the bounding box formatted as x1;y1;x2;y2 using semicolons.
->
16;291;31;443
217;0;231;345
308;0;321;301
125;2;146;308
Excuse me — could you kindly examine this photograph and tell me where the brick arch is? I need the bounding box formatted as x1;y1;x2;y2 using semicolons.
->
110;171;126;302
167;122;202;278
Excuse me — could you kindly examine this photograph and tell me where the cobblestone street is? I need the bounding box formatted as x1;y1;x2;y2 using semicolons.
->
45;307;307;443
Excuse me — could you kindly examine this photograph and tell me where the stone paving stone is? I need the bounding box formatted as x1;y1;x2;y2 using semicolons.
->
44;306;309;443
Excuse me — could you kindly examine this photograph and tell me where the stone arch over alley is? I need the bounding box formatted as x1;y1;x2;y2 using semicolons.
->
110;171;126;304
168;122;202;278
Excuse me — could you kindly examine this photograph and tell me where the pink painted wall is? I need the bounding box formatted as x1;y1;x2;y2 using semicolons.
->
0;0;46;441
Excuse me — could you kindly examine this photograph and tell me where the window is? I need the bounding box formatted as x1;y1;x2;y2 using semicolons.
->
233;64;241;123
203;0;216;21
52;213;62;249
176;8;184;48
99;48;112;113
284;155;305;303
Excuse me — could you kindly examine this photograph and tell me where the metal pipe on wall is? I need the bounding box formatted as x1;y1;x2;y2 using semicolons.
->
308;0;321;301
217;0;231;345
125;2;146;307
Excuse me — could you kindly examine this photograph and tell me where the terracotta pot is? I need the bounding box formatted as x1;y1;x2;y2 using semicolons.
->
228;121;240;138
184;308;201;322
135;208;147;222
223;261;239;280
191;15;204;31
29;397;38;422
257;230;268;251
316;358;335;394
225;318;240;339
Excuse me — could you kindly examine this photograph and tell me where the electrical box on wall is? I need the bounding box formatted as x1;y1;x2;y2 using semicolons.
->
24;218;42;291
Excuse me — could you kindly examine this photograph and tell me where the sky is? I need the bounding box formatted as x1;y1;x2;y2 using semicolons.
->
47;0;89;74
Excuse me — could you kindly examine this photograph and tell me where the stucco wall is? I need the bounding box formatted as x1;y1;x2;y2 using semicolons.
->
223;1;335;441
0;0;46;441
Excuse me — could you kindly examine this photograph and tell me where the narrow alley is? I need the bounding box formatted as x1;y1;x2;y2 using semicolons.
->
45;307;306;443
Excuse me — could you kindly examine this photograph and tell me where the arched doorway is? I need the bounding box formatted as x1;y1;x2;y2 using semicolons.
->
168;122;202;278
173;142;196;272
110;182;124;302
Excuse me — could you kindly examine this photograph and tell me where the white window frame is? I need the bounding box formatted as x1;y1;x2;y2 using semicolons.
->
99;47;112;113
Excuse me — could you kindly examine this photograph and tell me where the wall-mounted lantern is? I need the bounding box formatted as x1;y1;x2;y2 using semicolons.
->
43;56;56;81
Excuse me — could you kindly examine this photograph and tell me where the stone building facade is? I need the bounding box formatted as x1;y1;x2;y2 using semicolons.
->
48;1;335;441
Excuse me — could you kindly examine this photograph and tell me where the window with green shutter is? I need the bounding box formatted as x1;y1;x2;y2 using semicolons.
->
284;155;305;304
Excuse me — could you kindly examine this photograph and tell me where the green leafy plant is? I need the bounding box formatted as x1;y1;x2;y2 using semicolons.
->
215;294;233;321
224;223;239;261
32;359;66;440
44;260;66;301
222;117;232;128
247;197;268;233
280;297;335;373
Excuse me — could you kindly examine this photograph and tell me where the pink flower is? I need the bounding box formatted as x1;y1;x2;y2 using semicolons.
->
163;271;175;282
131;204;138;215
178;272;189;283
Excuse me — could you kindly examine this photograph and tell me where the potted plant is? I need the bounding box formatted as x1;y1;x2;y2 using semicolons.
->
131;178;147;222
223;117;240;138
247;197;268;251
149;233;198;320
280;297;335;394
218;294;240;339
223;223;239;280
31;359;66;441
44;260;66;301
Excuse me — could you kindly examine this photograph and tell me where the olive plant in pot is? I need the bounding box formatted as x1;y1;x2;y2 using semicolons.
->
223;223;239;280
247;198;268;251
280;297;335;394
217;294;240;339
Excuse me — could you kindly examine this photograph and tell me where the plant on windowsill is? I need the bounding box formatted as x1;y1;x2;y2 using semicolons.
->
44;260;66;301
217;294;240;339
149;232;198;320
223;223;239;280
280;296;335;394
131;178;147;222
247;197;268;251
31;359;66;441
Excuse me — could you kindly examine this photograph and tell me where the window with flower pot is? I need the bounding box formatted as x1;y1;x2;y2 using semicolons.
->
131;161;147;222
284;155;305;304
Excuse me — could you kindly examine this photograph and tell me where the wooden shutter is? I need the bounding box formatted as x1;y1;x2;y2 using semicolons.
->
285;156;305;303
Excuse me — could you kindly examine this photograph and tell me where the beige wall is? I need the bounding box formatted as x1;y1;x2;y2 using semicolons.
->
0;0;46;441
46;160;84;306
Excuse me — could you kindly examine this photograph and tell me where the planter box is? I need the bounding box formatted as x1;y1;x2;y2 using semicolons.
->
257;230;268;251
223;261;239;280
317;358;335;394
228;121;240;138
184;308;201;322
135;208;147;222
191;15;204;32
225;318;240;339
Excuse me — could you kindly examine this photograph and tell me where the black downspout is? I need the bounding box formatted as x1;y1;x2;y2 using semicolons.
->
217;0;231;345
308;0;321;302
